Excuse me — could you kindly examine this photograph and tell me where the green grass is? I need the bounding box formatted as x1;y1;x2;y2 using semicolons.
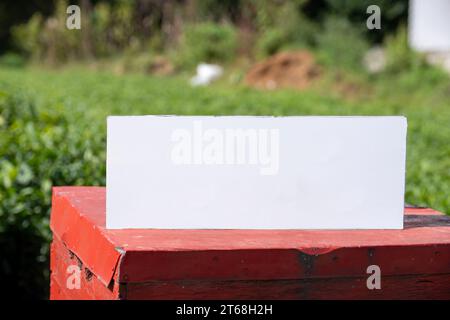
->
1;66;449;213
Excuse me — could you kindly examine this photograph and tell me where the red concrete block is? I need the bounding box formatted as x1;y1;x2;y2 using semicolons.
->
49;187;450;300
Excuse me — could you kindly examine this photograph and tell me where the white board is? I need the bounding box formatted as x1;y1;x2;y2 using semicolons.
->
106;116;407;229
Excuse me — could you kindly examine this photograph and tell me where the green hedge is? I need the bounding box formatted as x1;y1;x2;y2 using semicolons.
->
0;86;105;299
176;22;238;68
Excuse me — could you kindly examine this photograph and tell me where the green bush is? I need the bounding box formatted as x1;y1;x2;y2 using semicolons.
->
12;0;83;64
11;13;44;60
380;25;449;92
384;25;428;74
255;1;317;57
0;53;26;68
315;16;369;71
11;0;138;64
256;19;317;57
322;0;408;44
0;85;105;299
256;28;288;57
177;22;238;68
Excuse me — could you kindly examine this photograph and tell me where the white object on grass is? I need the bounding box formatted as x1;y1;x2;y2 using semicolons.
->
364;47;386;73
190;63;223;86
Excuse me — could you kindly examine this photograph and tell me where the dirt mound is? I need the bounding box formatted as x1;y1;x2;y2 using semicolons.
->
245;51;320;90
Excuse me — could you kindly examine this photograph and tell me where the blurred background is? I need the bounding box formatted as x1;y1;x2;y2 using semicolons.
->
0;0;449;299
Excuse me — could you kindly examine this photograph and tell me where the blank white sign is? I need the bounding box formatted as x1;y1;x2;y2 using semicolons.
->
106;116;407;229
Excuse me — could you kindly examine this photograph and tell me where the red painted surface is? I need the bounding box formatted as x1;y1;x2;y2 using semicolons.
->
50;187;450;300
124;274;450;300
50;237;119;300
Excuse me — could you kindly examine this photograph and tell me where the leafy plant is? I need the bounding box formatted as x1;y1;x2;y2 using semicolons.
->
0;83;105;299
255;0;317;57
177;22;238;68
11;13;44;59
0;53;26;68
315;16;369;71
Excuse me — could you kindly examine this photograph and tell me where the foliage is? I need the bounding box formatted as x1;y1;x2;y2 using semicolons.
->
12;0;82;64
11;0;140;64
177;22;238;68
255;1;317;57
384;25;427;74
323;0;408;43
7;0;412;71
256;28;288;57
0;0;54;53
11;13;44;59
315;16;369;71
0;52;26;68
0;78;105;299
